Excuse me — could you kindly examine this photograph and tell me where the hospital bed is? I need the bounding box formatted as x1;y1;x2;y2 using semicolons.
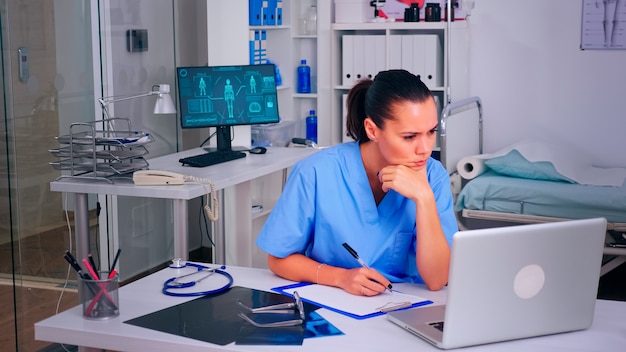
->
439;96;626;276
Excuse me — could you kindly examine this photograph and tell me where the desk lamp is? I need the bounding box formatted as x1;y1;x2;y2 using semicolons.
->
98;84;176;119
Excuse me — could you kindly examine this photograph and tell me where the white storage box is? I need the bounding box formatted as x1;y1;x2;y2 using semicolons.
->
251;120;297;147
335;0;372;23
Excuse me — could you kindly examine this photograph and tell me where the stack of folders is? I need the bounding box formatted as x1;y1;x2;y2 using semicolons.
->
249;30;267;65
249;0;283;26
341;34;443;88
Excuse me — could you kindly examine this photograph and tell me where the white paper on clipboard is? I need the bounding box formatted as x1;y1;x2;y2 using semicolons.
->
276;283;431;319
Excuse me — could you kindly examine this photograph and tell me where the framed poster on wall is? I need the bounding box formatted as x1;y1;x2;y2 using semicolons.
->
581;0;626;49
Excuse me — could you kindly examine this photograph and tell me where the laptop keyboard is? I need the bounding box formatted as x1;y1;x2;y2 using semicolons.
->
429;321;445;332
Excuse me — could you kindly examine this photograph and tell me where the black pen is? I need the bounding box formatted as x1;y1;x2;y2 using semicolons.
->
64;251;91;280
109;248;122;272
342;242;393;292
63;254;82;273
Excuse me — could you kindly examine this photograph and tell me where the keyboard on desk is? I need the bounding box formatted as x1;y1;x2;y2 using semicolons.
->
179;150;246;167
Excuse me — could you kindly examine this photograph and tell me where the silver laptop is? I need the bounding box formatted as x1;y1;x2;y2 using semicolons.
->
387;218;607;349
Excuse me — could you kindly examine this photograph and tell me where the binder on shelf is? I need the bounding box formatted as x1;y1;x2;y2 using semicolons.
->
265;0;277;25
276;0;283;25
272;282;432;320
249;0;262;26
423;34;443;87
353;35;365;83
401;34;415;76
341;35;355;86
249;30;267;65
259;30;267;64
249;30;256;64
363;35;376;80
374;35;386;77
261;0;269;25
411;35;426;82
389;35;403;70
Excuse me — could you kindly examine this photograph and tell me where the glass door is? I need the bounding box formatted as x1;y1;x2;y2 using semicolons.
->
0;1;100;350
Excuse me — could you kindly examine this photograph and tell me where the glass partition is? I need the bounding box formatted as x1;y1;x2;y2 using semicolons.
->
0;1;178;349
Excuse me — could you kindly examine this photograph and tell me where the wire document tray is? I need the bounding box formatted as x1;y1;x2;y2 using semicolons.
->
50;118;154;183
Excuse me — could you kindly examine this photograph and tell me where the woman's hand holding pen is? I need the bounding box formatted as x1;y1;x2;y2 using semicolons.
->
267;253;392;297
338;267;392;297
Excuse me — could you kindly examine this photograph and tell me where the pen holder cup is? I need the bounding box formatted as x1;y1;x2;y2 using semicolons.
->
79;271;120;320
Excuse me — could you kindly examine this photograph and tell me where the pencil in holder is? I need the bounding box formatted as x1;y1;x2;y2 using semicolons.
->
79;271;120;320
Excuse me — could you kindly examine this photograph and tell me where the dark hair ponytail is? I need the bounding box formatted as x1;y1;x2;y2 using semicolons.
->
345;69;432;142
345;79;372;141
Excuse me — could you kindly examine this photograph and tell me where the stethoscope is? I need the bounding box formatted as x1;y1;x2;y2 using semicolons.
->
162;258;233;297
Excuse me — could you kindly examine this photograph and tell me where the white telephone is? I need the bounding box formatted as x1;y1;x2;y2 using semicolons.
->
132;169;219;222
133;170;186;185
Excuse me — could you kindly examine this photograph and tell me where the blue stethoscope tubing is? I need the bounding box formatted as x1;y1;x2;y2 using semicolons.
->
162;262;233;297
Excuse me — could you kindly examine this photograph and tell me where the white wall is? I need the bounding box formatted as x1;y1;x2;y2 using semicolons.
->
101;0;178;280
102;0;179;157
467;0;626;167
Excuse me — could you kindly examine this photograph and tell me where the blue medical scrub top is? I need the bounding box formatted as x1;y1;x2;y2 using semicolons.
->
256;142;458;284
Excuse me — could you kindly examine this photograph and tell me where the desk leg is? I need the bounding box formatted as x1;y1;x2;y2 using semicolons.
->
75;193;90;302
74;193;90;262
173;199;188;260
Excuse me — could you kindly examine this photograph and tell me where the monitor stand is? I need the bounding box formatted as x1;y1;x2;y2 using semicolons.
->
202;126;248;153
203;146;248;152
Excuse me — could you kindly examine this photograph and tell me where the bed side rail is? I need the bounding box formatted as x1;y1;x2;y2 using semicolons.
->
440;96;483;174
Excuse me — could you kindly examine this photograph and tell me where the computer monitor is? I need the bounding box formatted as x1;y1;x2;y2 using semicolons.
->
176;63;280;152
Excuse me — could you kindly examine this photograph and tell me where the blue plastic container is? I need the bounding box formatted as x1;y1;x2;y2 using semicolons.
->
266;59;282;86
297;59;311;93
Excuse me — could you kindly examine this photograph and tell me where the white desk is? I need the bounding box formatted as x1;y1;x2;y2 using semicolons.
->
50;147;317;270
35;264;626;352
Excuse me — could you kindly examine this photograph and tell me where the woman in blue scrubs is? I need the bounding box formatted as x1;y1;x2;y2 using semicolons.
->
256;69;458;295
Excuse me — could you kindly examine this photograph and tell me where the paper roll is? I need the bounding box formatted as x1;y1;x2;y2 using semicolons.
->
456;155;489;180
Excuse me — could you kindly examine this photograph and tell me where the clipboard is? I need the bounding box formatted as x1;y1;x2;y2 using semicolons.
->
272;282;432;320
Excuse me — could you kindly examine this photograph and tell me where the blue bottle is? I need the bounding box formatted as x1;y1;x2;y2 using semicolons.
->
306;109;317;143
297;59;311;93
